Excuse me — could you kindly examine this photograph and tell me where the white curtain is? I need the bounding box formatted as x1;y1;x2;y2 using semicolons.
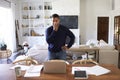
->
8;3;17;52
0;1;17;52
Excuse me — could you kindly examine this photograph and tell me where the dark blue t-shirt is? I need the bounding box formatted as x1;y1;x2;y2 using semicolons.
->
46;25;75;52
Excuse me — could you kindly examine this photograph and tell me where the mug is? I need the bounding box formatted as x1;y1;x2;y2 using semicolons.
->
15;67;21;77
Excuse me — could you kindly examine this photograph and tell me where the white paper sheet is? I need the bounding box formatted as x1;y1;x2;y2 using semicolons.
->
88;65;111;76
72;65;111;76
24;65;43;77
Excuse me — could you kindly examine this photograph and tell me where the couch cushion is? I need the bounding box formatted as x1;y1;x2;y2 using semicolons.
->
98;40;115;50
26;48;48;64
99;40;108;46
86;39;99;46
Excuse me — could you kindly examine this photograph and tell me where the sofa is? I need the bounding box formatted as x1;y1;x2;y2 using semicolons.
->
97;40;119;67
26;44;48;64
86;39;119;67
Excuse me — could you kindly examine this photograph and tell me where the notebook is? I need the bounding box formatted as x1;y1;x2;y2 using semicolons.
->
74;70;88;79
43;60;66;73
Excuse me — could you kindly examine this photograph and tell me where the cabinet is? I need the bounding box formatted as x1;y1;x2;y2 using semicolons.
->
19;0;52;46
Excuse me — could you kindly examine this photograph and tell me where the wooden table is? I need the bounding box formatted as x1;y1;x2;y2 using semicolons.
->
0;64;120;80
67;46;99;62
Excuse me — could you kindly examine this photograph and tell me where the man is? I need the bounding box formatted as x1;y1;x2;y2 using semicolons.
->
46;14;75;60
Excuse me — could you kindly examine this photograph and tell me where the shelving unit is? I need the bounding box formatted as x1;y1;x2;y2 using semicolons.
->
44;2;52;28
20;1;45;36
19;0;52;46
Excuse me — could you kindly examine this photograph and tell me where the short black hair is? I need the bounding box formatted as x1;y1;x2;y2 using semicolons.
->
52;14;60;18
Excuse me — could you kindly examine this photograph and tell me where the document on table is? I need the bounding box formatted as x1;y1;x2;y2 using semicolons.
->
24;65;43;77
88;65;111;76
72;65;111;76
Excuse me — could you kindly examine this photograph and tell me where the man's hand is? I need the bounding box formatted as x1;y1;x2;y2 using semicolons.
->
62;46;69;51
53;25;59;31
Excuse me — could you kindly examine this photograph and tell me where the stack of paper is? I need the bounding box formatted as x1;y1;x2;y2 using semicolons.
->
88;65;111;76
72;65;111;76
24;65;43;77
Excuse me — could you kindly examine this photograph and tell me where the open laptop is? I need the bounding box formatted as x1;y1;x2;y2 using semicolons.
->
43;60;67;73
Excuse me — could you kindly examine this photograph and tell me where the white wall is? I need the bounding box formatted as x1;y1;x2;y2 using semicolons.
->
70;29;80;45
80;0;112;44
52;0;80;15
114;0;120;10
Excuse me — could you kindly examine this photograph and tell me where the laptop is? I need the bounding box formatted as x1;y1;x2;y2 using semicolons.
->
43;60;67;73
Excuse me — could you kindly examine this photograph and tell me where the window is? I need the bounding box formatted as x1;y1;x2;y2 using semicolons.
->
0;6;16;52
114;16;120;50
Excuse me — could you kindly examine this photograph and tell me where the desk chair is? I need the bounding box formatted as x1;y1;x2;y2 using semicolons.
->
72;59;98;65
43;60;68;73
12;57;38;65
49;60;70;65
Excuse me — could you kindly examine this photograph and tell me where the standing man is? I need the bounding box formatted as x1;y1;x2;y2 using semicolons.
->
46;14;75;60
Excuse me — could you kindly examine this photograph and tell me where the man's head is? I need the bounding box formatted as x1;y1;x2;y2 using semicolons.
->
52;14;60;29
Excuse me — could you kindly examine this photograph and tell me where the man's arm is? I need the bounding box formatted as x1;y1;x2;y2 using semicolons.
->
66;29;75;48
62;30;75;51
45;28;57;43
